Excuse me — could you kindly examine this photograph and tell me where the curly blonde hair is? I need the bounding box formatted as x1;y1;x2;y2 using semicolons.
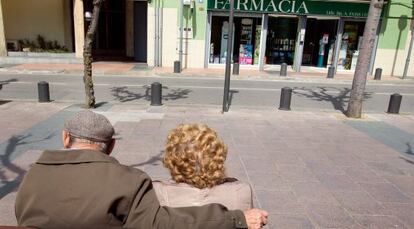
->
163;123;227;189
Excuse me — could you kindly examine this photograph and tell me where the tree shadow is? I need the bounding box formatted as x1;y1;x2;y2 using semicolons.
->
406;142;413;155
400;143;414;164
163;88;192;101
111;86;150;102
110;86;192;103
228;90;239;106
0;133;54;198
292;86;372;114
0;78;18;90
391;15;408;76
129;151;163;167
222;89;239;111
0;100;11;105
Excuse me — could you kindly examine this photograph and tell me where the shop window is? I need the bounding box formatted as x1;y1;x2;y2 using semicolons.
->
265;17;298;65
337;21;365;70
209;16;261;65
302;18;338;68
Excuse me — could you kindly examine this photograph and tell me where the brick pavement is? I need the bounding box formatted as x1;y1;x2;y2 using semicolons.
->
0;101;413;228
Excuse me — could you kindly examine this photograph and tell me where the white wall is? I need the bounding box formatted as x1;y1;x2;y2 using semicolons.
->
2;0;71;49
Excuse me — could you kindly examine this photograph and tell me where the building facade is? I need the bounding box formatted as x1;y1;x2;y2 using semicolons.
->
0;0;412;77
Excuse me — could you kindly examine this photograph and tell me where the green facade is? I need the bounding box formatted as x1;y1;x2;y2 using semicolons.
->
378;0;413;49
151;0;207;40
207;0;370;17
155;0;413;48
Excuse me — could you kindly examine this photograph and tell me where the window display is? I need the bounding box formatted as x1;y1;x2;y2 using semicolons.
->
302;18;337;67
337;21;365;70
265;17;298;65
209;16;261;65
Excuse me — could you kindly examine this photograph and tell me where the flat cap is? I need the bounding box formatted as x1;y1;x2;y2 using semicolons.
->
64;110;114;142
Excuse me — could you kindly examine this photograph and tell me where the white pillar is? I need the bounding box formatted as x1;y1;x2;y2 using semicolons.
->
259;14;268;71
0;0;8;56
204;12;212;68
294;16;307;72
73;0;84;58
333;18;344;73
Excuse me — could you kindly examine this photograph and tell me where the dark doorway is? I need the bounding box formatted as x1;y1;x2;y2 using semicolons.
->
84;0;127;60
134;1;147;62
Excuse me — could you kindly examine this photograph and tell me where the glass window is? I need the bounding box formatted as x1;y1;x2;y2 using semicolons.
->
302;18;338;68
265;17;298;65
209;16;261;65
337;21;366;70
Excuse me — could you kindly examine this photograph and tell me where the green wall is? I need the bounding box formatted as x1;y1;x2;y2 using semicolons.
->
378;0;413;49
151;0;207;40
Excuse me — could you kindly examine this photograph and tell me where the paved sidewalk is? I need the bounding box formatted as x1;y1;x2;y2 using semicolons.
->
0;101;413;228
1;62;413;84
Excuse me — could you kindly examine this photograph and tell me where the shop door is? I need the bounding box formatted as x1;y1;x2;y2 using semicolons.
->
134;1;147;62
265;17;298;65
302;18;338;67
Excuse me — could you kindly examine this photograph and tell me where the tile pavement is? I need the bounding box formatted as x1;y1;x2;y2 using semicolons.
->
0;101;413;228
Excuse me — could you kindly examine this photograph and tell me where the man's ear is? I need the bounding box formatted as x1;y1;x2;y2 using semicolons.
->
106;139;116;155
62;130;71;149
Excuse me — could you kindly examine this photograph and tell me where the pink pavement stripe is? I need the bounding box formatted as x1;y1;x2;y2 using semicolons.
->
11;63;135;71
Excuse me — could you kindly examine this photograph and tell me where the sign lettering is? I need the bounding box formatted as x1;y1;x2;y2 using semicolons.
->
207;0;369;17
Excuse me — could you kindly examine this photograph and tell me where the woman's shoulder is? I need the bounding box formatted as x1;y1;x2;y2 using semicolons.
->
214;178;252;192
152;178;251;192
152;180;199;193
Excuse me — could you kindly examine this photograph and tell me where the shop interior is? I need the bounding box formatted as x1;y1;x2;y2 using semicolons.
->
302;18;338;67
209;16;261;65
265;16;298;65
337;21;366;70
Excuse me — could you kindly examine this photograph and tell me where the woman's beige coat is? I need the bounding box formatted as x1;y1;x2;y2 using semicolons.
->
153;179;253;210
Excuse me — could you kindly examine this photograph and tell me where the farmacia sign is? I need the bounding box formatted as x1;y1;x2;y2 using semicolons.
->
208;0;369;17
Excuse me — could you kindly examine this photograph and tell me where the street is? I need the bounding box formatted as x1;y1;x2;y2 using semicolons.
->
1;73;413;113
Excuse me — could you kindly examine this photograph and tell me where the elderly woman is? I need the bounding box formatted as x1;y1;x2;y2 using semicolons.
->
153;123;253;210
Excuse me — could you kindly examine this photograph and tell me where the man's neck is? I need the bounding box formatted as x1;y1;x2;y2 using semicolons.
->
67;143;104;153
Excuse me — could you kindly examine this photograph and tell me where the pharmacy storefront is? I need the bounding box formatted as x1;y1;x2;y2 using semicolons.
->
205;0;375;72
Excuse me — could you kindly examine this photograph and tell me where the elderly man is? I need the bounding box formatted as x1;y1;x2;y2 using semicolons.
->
15;110;268;229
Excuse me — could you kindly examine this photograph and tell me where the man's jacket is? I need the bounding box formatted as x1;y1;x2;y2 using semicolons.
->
15;149;247;228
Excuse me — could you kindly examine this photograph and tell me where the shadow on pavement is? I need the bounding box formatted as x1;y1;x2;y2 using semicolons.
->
111;86;192;103
406;143;413;155
228;90;239;107
0;79;18;85
292;86;372;114
0;133;53;198
0;101;11;106
129;152;163;167
0;79;18;90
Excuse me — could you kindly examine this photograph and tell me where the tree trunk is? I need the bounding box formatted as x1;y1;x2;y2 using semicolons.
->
83;0;104;108
346;0;384;118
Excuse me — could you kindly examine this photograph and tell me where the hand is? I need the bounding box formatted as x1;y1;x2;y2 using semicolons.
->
243;209;268;229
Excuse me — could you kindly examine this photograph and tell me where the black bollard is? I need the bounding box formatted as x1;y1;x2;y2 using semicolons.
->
280;63;287;77
327;66;335;78
279;87;292;110
374;68;382;80
38;81;50;103
174;61;181;73
387;93;402;114
233;62;239;75
150;82;162;106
